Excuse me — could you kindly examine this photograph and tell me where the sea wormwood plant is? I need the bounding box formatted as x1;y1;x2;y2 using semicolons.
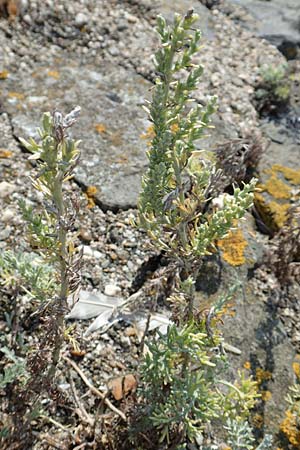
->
138;11;256;322
137;11;258;447
2;107;82;441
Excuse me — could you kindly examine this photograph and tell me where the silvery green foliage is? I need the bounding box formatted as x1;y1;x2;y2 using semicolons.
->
256;435;273;450
141;297;259;446
141;322;225;443
0;347;28;388
137;12;258;448
0;250;55;301
138;12;256;262
224;419;255;450
16;107;82;385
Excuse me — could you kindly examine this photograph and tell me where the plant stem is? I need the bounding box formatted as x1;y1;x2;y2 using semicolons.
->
48;157;69;379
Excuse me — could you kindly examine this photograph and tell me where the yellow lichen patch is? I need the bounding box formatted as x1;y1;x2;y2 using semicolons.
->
271;164;300;185
217;228;248;266
8;92;24;100
140;124;155;140
95;123;107;134
255;163;300;231
244;361;251;370
0;149;12;158
255;368;272;385
85;185;97;209
280;410;300;447
0;70;9;79
47;70;60;79
261;390;272;402
260;174;291;199
254;192;290;231
293;362;300;379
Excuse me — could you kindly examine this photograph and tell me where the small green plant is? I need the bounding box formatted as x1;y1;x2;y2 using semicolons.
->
0;250;55;302
254;64;290;115
0;107;82;443
137;11;258;448
280;380;300;447
19;106;82;380
0;347;28;389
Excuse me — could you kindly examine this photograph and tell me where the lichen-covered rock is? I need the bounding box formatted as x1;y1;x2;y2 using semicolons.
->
255;121;300;231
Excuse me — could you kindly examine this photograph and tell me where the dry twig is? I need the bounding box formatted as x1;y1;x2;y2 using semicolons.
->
63;355;126;422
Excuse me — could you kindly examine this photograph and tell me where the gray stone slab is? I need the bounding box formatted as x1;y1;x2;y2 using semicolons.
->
228;0;300;55
0;61;151;210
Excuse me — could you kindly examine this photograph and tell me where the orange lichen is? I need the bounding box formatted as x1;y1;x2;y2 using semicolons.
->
86;186;97;196
85;186;97;209
140;124;155;140
280;410;300;447
0;149;12;158
271;164;300;185
255;163;300;231
0;70;8;79
8;91;24;100
260;174;291;199
255;368;272;385
261;390;272;402
244;361;251;370
217;228;248;266
293;362;300;379
47;70;60;79
95;123;107;134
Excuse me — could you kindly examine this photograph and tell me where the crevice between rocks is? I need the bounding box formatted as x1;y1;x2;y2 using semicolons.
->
0;109;26;154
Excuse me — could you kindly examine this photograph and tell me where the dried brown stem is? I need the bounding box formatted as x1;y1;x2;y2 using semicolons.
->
63;355;126;422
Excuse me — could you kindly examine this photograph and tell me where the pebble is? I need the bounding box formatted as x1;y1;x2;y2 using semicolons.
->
75;12;89;28
2;208;15;223
83;245;103;259
108;46;120;57
23;14;32;25
0;182;15;198
0;227;11;241
104;283;121;296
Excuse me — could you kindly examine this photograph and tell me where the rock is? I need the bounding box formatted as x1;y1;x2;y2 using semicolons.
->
254;121;300;231
222;290;295;435
104;283;121;296
2;208;15;223
195;206;296;435
75;12;88;28
227;0;300;59
107;374;137;400
0;181;15;198
23;14;32;25
0;60;150;210
0;226;11;240
83;245;103;259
